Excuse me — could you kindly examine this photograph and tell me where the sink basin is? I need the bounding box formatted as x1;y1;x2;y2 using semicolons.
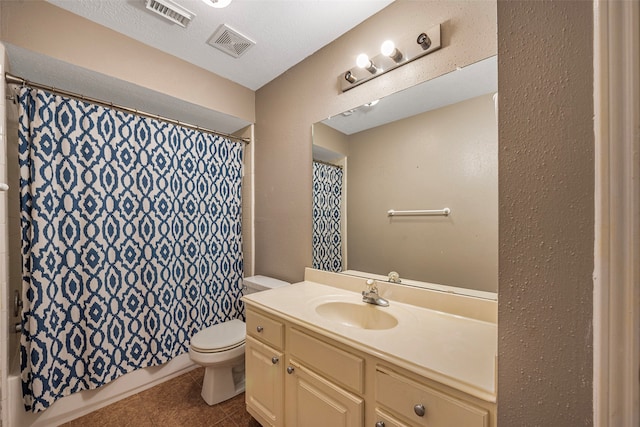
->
315;301;398;330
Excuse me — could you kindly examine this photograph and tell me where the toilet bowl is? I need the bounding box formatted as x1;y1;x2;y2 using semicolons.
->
188;275;290;405
188;319;246;405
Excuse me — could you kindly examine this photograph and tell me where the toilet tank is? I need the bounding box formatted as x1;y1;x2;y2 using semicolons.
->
243;275;290;294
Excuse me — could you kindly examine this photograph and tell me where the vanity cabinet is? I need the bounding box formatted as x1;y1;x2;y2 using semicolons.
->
245;305;495;427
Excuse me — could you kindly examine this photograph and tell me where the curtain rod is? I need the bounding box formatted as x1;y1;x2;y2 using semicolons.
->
4;72;250;144
313;159;343;169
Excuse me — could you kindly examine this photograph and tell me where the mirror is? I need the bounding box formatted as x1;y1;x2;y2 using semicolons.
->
312;56;498;295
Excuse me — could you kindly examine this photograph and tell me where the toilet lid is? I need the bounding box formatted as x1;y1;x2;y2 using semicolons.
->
190;319;246;353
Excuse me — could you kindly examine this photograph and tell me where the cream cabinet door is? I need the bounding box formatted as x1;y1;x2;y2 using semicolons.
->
285;359;364;427
245;335;284;427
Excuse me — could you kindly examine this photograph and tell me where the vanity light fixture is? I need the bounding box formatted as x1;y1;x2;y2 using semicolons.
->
202;0;232;8
339;24;442;92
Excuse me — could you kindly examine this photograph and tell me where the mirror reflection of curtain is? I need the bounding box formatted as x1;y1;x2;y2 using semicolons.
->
312;162;343;272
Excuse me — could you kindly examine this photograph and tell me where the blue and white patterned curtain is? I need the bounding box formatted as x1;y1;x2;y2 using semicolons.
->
18;87;244;412
312;161;343;272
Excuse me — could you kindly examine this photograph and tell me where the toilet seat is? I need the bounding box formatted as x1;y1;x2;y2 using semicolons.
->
190;319;246;353
191;340;245;354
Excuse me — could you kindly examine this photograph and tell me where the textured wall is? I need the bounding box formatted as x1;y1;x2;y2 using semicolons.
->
255;0;497;283
497;1;594;425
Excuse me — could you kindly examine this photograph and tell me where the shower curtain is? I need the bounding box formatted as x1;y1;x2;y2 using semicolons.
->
312;161;343;272
18;87;244;412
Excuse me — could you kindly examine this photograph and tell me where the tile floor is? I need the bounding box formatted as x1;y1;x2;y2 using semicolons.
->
61;368;261;427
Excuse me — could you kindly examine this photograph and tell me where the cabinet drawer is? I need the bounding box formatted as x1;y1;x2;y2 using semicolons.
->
376;366;489;427
246;309;284;350
374;408;412;427
289;327;364;393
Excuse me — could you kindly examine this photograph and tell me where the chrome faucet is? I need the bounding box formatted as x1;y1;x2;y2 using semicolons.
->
362;279;389;307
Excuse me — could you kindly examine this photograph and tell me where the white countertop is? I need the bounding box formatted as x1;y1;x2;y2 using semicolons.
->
243;280;497;403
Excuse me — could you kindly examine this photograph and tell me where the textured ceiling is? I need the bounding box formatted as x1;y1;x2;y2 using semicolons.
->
46;0;395;91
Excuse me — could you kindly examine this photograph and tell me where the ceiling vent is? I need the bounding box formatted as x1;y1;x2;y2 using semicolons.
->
145;0;194;28
207;24;256;58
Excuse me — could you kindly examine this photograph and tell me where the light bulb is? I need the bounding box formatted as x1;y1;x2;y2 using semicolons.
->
356;53;371;69
356;53;377;74
381;39;403;63
380;40;395;56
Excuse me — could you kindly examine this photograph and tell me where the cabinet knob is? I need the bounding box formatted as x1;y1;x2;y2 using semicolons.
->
271;356;279;364
414;403;426;417
286;366;295;374
375;422;385;427
256;326;263;333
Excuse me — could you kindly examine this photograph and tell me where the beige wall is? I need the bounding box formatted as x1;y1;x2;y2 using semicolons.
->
257;0;594;424
313;123;349;158
346;94;498;292
497;1;593;425
255;0;497;284
234;125;255;278
0;0;254;123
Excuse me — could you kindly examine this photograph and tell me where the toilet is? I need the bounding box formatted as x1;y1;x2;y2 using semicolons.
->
188;275;290;405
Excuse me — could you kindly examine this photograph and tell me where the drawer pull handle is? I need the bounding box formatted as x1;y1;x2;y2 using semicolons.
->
414;403;426;417
271;357;279;364
287;366;295;374
256;326;264;333
375;422;385;427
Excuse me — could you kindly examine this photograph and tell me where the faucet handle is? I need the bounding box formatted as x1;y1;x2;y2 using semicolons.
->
365;279;377;292
388;271;401;283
